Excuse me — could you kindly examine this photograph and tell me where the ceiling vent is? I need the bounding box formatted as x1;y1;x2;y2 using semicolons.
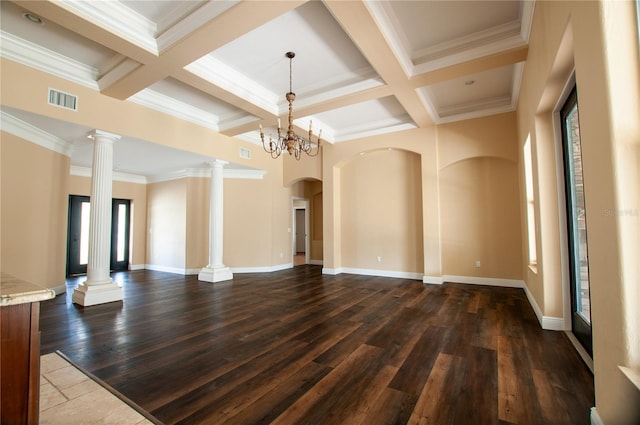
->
48;88;77;111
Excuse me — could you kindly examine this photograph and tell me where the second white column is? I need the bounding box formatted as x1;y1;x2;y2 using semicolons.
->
198;160;233;283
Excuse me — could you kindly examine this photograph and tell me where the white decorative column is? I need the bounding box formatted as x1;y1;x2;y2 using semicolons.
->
199;160;233;283
73;130;124;306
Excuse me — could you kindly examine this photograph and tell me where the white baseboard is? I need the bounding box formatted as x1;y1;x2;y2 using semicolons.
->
145;263;295;275
128;264;145;271
541;316;565;331
51;284;66;295
520;282;566;331
231;263;293;273
443;275;566;331
309;259;323;266
445;275;525;288
144;264;197;275
423;276;444;285
320;267;421;280
591;407;604;425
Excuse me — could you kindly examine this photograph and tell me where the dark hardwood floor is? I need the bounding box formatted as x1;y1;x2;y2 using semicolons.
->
40;266;594;424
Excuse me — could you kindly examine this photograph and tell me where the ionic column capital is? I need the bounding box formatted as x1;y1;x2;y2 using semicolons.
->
88;130;121;143
209;159;228;170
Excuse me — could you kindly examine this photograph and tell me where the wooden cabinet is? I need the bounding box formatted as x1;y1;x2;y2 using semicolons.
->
1;302;41;425
1;274;54;425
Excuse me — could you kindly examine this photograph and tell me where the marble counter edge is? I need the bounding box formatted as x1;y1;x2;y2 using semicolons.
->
1;273;57;306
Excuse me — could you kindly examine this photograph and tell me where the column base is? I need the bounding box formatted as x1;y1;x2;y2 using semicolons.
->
72;280;123;306
198;266;233;283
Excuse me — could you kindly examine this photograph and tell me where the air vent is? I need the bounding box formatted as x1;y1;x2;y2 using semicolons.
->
48;88;78;111
239;147;251;159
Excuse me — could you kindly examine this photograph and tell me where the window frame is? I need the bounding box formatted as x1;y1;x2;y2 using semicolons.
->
523;134;537;267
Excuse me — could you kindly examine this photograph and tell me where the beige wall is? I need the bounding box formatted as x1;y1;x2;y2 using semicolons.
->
1;133;69;290
518;1;640;423
340;149;423;274
223;177;274;268
438;112;522;280
0;58;270;178
69;175;147;268
146;179;187;271
185;177;208;270
181;172;295;272
322;127;441;276
440;157;522;279
283;152;322;186
323;114;521;280
438;112;518;168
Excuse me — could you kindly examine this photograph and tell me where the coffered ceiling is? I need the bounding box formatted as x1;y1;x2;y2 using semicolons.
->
0;0;532;177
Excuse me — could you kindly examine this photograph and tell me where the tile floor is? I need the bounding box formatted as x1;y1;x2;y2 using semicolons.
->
39;352;155;425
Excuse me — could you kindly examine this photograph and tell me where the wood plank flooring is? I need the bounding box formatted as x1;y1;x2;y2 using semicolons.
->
40;266;594;424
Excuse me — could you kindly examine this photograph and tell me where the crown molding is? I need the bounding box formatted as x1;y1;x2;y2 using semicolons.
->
437;102;514;124
97;58;142;91
57;0;158;53
146;167;265;184
418;88;515;125
70;165;147;184
289;74;385;112
413;20;523;70
128;89;219;131
185;56;279;116
224;169;266;180
1;110;73;157
364;1;414;77
335;119;416;143
520;1;536;43
511;61;525;110
417;89;441;124
218;114;260;133
0;31;98;90
438;95;513;118
156;1;239;52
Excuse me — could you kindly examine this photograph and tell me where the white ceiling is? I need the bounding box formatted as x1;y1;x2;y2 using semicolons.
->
0;0;533;178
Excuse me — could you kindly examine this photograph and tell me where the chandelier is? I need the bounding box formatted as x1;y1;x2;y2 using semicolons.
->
259;52;321;160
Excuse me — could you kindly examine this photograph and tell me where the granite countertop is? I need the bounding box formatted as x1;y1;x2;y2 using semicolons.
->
1;273;56;306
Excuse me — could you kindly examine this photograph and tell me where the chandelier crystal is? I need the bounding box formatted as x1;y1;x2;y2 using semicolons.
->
259;52;321;160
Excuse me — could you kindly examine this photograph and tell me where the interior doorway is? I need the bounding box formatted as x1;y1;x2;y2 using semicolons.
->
292;199;309;266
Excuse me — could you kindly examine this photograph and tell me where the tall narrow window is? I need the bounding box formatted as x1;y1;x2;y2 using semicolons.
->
561;85;592;356
523;135;537;266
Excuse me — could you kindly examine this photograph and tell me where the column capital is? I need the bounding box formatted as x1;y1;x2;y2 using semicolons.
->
88;129;121;143
209;159;228;168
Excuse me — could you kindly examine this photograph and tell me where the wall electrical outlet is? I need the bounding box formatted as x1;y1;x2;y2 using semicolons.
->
377;256;382;262
475;260;481;268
